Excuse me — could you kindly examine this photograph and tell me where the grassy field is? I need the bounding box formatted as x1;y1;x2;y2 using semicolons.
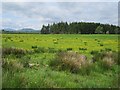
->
2;34;120;88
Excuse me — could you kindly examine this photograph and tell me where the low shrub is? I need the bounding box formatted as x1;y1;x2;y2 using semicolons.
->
49;51;92;75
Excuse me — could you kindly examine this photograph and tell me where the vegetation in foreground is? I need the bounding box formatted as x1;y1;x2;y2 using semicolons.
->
2;34;120;88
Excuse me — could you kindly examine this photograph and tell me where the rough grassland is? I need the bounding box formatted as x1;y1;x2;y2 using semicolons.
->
2;34;120;88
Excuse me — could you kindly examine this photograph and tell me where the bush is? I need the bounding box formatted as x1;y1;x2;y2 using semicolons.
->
49;51;92;74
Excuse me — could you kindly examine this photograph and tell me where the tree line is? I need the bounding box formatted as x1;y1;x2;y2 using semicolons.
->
41;22;120;34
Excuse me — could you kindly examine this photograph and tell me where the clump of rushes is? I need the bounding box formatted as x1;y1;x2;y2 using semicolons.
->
66;48;72;51
105;48;112;51
94;38;98;41
19;40;24;42
2;47;27;57
2;58;24;73
47;47;57;53
90;50;99;55
79;48;87;51
84;42;87;45
99;43;104;46
31;45;37;49
49;51;92;75
92;50;118;69
34;47;46;53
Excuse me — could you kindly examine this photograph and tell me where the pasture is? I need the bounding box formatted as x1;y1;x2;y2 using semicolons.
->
2;34;120;88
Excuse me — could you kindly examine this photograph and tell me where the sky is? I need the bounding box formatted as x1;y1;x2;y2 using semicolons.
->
1;1;119;30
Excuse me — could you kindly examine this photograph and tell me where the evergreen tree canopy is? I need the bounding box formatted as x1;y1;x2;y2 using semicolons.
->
41;22;120;34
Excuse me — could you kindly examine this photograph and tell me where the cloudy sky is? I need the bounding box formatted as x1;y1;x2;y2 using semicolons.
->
1;1;119;30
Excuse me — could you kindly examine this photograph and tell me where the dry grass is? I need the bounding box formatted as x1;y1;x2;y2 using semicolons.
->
2;58;24;72
50;51;92;74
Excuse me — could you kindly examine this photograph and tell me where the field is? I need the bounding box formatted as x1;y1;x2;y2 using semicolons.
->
2;34;120;88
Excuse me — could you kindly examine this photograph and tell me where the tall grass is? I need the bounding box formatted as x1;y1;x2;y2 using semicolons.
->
2;47;27;58
49;51;92;74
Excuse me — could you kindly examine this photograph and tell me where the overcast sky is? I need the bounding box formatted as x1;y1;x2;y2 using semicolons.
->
1;1;119;30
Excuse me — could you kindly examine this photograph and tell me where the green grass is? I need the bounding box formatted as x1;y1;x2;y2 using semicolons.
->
2;34;119;88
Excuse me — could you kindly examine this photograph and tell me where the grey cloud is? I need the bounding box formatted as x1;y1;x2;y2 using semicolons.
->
2;2;118;29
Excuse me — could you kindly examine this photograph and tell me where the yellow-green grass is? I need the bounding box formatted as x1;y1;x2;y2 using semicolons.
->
2;34;119;88
2;34;119;58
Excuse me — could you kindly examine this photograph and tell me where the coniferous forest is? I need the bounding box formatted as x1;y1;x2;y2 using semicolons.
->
41;22;120;34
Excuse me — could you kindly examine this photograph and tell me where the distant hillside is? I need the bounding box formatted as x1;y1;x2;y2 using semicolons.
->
2;28;40;34
3;28;16;31
19;28;38;32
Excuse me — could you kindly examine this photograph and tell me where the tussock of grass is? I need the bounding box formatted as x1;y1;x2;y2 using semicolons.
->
33;47;46;53
31;45;37;49
92;50;118;70
2;58;24;73
50;51;92;74
66;48;72;51
2;47;27;58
